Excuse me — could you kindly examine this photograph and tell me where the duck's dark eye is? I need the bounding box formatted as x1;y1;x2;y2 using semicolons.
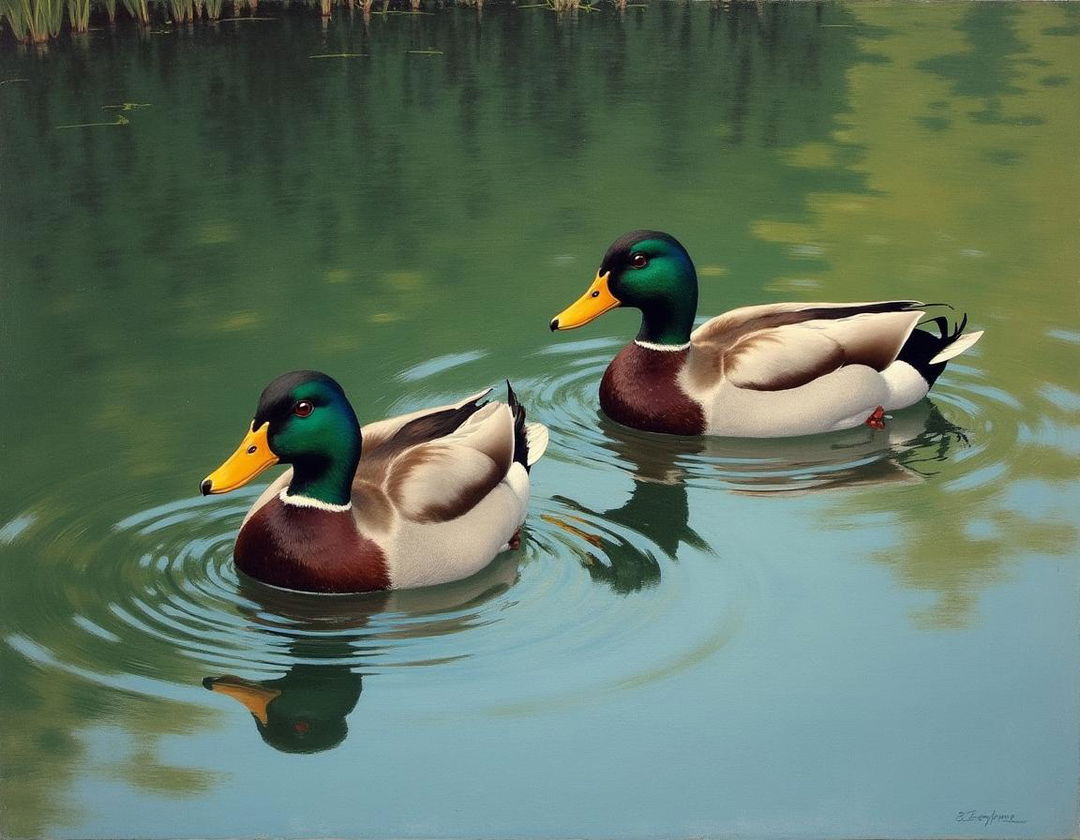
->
630;253;648;269
293;400;314;417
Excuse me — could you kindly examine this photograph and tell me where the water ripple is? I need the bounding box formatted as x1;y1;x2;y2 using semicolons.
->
1;450;742;718
0;341;1021;723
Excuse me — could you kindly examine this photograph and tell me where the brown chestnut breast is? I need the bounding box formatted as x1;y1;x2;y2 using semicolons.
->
599;343;706;436
235;497;390;593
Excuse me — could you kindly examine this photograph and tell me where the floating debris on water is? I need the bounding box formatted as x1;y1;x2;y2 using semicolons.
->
57;114;130;129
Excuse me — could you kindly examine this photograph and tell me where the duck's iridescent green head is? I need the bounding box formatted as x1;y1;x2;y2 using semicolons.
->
550;230;699;346
201;371;361;506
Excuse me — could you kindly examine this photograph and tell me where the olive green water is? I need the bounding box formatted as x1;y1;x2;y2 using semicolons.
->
1;3;1078;838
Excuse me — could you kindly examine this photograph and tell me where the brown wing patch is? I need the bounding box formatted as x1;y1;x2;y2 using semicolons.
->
350;478;396;532
724;330;844;391
690;303;924;393
386;445;503;524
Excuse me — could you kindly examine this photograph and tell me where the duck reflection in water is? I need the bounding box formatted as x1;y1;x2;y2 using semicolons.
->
546;398;969;592
203;554;519;753
204;646;362;754
714;398;971;494
545;424;708;594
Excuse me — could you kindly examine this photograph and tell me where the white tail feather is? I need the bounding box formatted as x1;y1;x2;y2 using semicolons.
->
929;330;984;365
525;422;549;466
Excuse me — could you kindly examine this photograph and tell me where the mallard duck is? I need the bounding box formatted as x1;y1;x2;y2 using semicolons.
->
549;230;984;438
200;371;548;593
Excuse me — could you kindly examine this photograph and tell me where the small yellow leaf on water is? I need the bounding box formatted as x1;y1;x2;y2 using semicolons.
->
698;265;728;277
785;142;834;169
751;220;814;245
370;312;402;324
321;335;359;352
824;199;868;213
381;271;425;290
220;311;260;331
325;268;352;284
196;222;238;245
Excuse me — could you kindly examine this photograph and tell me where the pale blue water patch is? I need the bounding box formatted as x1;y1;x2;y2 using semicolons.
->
943;462;1010;493
60;523;1079;840
6;634;195;702
1046;328;1080;344
1017;417;1080;455
1002;478;1078;520
0;513;36;544
1038;383;1080;413
535;337;623;356
963;518;1001;541
397;350;488;382
71;616;123;644
960;382;1025;411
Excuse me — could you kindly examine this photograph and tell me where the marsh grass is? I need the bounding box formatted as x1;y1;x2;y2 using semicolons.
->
2;0;64;42
167;0;193;22
119;0;149;24
1;0;574;43
66;0;88;29
519;0;591;10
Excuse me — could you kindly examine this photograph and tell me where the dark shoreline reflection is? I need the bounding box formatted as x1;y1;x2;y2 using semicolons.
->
202;556;519;753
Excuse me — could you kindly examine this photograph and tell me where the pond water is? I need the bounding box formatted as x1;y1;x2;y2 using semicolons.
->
2;2;1078;837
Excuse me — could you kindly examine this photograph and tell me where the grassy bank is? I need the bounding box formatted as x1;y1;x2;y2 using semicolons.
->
0;0;600;45
0;0;505;44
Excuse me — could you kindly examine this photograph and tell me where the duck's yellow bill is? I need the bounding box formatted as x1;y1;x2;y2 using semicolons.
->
550;271;620;331
201;422;278;495
204;676;281;726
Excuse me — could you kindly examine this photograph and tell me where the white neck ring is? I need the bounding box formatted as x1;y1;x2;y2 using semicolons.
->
279;489;352;513
635;340;691;352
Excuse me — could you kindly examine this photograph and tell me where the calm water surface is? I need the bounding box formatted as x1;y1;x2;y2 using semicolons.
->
2;3;1079;837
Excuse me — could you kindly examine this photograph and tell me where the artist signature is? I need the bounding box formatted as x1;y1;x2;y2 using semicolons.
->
956;809;1028;827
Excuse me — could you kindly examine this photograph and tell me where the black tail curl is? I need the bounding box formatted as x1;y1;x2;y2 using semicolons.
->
898;313;970;387
506;380;531;472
